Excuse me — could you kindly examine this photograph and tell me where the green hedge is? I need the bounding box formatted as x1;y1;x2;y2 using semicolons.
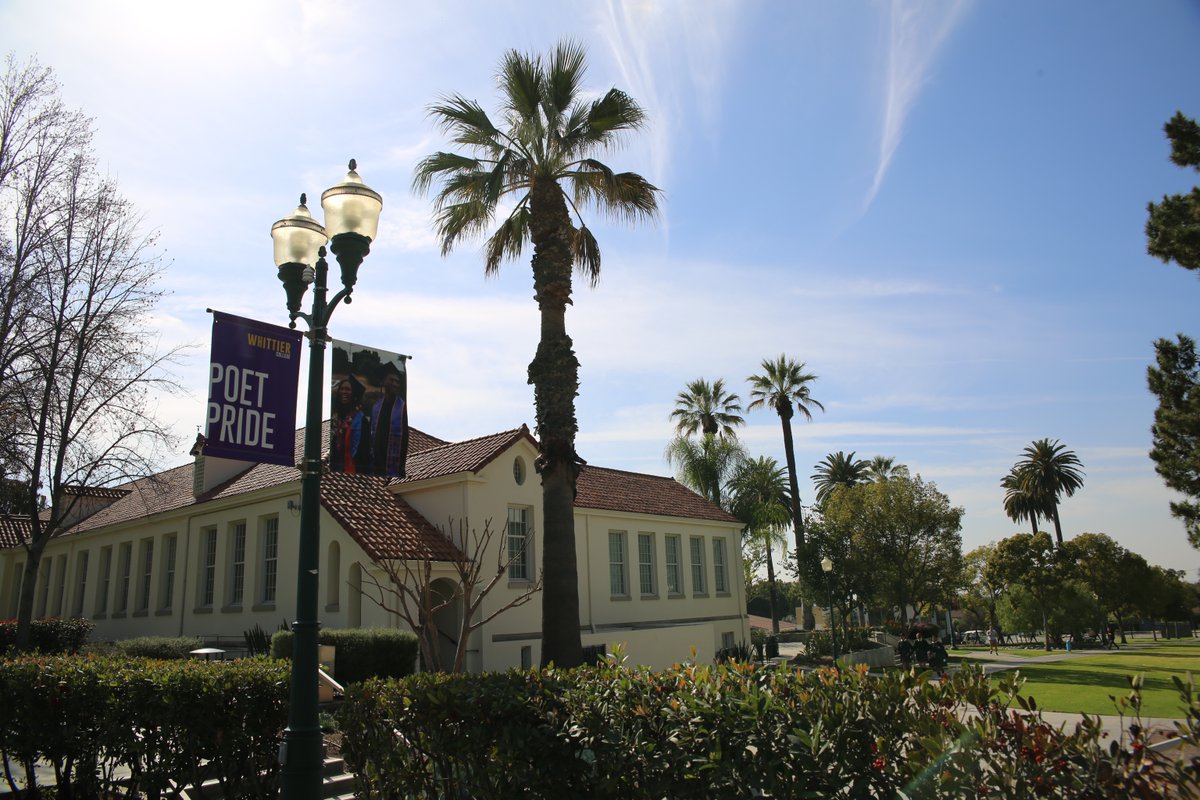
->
272;627;417;685
0;617;93;655
342;662;1199;799
0;654;289;798
113;635;203;660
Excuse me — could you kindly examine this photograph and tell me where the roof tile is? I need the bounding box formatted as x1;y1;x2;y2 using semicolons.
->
575;465;740;524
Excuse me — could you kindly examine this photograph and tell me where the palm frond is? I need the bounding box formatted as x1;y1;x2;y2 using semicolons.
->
571;224;601;287
433;200;494;256
562;88;647;155
568;160;660;222
544;40;587;125
499;49;543;125
427;95;502;149
483;205;530;276
412;152;485;195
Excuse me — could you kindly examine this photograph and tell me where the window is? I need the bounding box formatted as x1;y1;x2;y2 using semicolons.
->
722;631;736;650
51;555;67;616
260;516;279;605
160;535;177;610
608;531;628;597
513;457;526;485
689;536;706;595
228;521;247;607
96;547;112;615
665;535;683;596
72;551;89;617
637;532;656;596
507;506;533;581
136;539;154;613
115;542;133;614
520;645;532;670
713;538;729;594
199;528;217;608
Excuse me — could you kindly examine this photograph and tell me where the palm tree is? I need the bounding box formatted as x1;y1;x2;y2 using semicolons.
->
671;378;744;438
414;41;660;667
747;355;824;628
1001;466;1045;535
728;456;792;635
811;451;867;506
1012;438;1085;546
865;455;905;482
664;434;747;508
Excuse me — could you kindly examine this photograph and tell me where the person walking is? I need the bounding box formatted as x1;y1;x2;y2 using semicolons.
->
987;625;999;655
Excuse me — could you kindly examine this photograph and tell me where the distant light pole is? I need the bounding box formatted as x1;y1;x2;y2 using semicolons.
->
272;161;382;800
821;556;837;663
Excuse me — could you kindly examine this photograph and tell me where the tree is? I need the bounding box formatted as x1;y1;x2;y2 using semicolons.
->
747;354;824;628
359;518;540;672
1062;532;1128;637
986;532;1063;651
865;455;906;482
1;57;181;650
1147;334;1200;547
1000;466;1046;535
671;378;744;439
960;544;1004;631
810;450;867;507
811;474;964;627
727;455;791;634
414;41;660;667
1146;112;1200;272
664;433;747;508
1011;438;1084;546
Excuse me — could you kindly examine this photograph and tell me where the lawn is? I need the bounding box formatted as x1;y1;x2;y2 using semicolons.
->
971;638;1200;718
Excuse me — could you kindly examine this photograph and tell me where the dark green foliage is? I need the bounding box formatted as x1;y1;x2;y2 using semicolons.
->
0;654;289;798
112;635;202;660
244;623;272;656
715;641;752;663
341;661;1197;799
1148;334;1200;547
0;617;92;655
271;627;417;684
1146;112;1200;271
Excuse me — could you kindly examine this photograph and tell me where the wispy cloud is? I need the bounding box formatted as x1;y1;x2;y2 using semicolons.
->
865;0;971;212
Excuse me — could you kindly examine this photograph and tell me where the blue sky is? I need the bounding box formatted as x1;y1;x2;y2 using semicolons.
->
4;1;1200;574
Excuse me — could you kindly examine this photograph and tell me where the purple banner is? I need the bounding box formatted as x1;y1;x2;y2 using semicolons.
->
205;311;302;466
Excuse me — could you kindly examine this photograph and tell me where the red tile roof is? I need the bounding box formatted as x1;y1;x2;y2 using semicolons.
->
0;515;30;549
575;466;741;524
398;426;537;483
321;471;462;561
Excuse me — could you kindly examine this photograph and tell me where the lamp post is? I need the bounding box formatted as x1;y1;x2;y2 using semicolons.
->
821;556;837;663
272;160;382;800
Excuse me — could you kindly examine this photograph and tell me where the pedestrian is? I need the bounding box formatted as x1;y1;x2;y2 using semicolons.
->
987;625;999;655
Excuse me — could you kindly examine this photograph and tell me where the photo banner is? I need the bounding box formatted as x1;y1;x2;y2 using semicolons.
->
205;310;303;466
330;340;409;478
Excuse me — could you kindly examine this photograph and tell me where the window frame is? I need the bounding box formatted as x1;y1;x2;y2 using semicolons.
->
608;530;629;598
665;534;683;597
689;535;707;596
95;547;112;616
259;516;279;606
199;527;217;609
713;537;729;595
115;542;133;615
71;550;89;618
637;532;656;597
135;538;154;614
506;506;534;582
227;520;247;608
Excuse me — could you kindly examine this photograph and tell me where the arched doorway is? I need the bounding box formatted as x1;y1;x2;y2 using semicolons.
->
429;577;462;671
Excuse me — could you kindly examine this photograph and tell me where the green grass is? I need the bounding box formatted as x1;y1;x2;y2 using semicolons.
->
979;639;1200;718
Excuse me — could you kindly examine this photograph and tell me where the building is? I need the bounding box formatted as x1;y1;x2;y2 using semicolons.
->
0;424;750;671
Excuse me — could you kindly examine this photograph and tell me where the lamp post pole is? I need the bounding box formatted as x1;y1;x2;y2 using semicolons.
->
273;162;381;800
821;557;837;663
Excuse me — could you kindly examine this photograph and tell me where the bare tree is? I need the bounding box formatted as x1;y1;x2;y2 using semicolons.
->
0;56;183;650
359;518;541;672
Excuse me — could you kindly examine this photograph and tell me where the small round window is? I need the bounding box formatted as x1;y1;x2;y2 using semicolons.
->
513;456;526;485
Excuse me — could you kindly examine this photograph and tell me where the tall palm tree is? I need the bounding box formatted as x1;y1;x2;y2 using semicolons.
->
414;41;660;667
1001;466;1045;535
811;451;867;506
1012;438;1085;546
671;378;744;438
728;456;792;635
747;355;824;628
664;433;747;508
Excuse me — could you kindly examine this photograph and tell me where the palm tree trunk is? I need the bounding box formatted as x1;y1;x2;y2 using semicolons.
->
528;179;583;668
1050;506;1064;547
765;544;779;636
776;407;814;629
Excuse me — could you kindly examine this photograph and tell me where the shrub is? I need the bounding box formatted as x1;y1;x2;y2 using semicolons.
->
0;654;289;798
272;627;417;684
113;635;202;660
0;617;93;655
340;661;1199;799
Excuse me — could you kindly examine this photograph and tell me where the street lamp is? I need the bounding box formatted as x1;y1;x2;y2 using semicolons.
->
821;556;837;663
272;160;382;800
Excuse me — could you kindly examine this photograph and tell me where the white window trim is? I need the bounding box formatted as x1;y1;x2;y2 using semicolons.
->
609;530;629;598
637;532;657;597
506;506;534;583
690;536;707;597
665;534;684;597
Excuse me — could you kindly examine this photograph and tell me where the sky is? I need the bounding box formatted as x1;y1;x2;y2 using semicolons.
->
3;0;1200;575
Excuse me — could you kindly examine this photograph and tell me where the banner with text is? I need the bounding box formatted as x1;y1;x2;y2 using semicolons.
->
205;311;302;466
330;340;409;477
